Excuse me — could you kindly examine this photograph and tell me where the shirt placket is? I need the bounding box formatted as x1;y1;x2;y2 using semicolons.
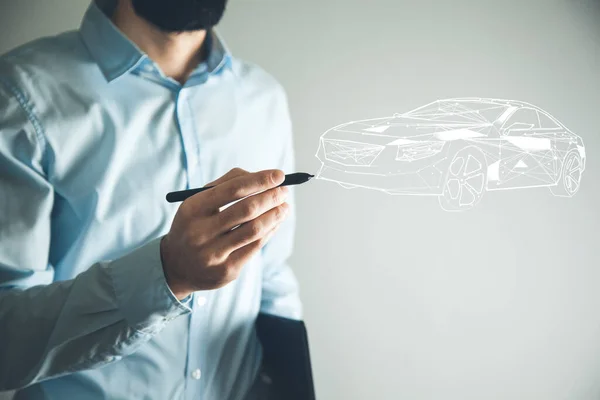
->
175;81;212;400
185;292;211;399
175;87;203;189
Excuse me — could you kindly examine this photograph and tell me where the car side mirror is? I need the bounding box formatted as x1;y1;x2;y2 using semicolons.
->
504;122;534;134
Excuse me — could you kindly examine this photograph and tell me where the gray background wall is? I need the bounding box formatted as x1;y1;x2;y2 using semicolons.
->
2;1;600;399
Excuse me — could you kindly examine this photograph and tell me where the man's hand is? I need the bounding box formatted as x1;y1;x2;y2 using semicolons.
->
160;168;290;300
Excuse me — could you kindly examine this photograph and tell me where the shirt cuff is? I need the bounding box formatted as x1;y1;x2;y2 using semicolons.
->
106;236;192;331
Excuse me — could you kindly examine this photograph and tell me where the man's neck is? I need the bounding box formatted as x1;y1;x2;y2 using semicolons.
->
111;0;207;84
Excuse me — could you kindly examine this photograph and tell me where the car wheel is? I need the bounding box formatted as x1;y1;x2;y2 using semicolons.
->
550;150;583;197
438;147;487;212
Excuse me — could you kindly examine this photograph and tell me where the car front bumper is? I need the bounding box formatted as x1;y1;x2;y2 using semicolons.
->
317;163;446;195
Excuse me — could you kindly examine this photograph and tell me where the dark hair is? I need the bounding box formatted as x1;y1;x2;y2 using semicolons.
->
131;0;228;32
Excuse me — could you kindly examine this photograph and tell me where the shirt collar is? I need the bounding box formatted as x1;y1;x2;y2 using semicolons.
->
79;0;232;83
203;30;233;76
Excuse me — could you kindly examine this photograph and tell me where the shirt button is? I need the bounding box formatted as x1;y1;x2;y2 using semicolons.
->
260;372;272;385
191;369;202;380
196;296;207;307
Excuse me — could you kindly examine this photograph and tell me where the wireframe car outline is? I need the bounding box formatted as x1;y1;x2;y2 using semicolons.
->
315;98;586;211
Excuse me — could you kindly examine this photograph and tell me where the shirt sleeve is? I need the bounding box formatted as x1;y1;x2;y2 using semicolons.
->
0;78;191;391
259;86;303;320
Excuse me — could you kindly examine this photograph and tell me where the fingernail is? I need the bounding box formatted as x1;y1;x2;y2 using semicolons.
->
280;186;289;196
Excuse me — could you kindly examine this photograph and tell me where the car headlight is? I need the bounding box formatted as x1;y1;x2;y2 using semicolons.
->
322;139;385;166
391;140;445;162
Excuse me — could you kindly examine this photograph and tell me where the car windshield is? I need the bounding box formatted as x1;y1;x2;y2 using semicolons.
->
405;100;510;124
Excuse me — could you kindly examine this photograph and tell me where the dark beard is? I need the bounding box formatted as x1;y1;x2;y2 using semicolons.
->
131;0;228;32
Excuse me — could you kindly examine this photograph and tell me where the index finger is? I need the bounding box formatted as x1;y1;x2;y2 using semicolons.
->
198;169;285;213
203;167;249;188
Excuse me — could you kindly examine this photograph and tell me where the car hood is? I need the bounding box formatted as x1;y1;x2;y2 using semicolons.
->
322;116;491;145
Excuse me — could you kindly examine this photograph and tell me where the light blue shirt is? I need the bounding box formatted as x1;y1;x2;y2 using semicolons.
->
0;1;302;399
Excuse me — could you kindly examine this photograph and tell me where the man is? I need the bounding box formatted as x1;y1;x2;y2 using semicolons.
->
0;0;303;399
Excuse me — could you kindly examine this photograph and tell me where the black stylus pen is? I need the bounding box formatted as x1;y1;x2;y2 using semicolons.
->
166;172;315;203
